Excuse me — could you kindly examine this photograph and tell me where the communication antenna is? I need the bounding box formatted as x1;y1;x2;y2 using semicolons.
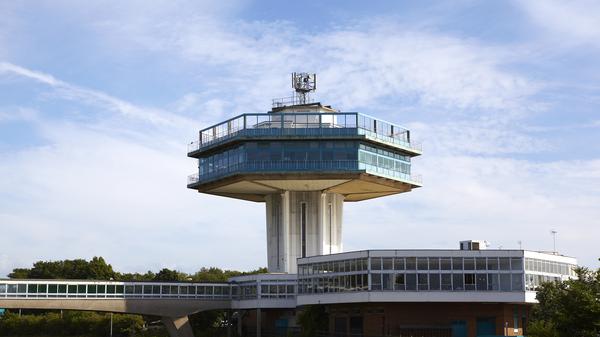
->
292;72;316;105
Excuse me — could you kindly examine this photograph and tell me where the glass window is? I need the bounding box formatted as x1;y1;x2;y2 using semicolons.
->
476;274;488;291
487;258;498;270
371;274;381;290
48;284;58;293
512;274;523;291
429;274;441;290
417;258;428;270
28;284;37;294
125;285;134;294
463;258;475;270
77;285;86;294
68;285;77;294
406;273;417;290
87;285;96;294
441;274;452;291
500;274;511;291
382;258;393;270
383;274;393;290
453;274;464;290
499;258;510;270
106;285;115;294
488;274;499;291
440;258;452;270
98;285;105;294
134;285;143;294
406;257;417;270
394;258;405;270
429;258;440;270
511;258;523;270
418;274;429;290
394;274;405;290
464;274;476;290
476;258;487;270
452;258;463;270
116;285;124;294
371;257;382;270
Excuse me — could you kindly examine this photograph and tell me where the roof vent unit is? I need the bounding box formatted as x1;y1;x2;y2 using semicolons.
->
460;240;487;251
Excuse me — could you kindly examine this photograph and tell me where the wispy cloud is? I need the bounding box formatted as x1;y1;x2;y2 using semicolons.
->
516;0;600;47
0;61;184;126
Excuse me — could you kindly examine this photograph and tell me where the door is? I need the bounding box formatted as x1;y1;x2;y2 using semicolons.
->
451;320;467;337
476;317;496;336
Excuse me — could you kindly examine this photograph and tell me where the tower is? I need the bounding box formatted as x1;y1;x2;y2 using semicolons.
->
187;73;422;273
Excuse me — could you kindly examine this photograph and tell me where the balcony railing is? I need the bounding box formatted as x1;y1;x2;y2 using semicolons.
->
272;96;315;108
188;112;420;154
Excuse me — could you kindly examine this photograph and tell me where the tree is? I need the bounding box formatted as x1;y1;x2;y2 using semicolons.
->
529;265;600;337
8;257;116;280
153;268;186;282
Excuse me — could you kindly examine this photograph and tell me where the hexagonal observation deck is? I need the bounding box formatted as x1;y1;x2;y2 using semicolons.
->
187;73;421;273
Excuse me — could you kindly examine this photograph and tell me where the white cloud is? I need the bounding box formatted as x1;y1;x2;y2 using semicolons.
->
516;0;600;46
86;7;539;116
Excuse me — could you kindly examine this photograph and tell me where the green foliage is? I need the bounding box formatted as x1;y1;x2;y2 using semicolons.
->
8;257;116;280
9;257;267;283
528;320;559;337
116;270;156;281
189;310;229;337
0;311;144;337
529;266;600;337
153;268;187;282
297;305;328;337
191;266;267;282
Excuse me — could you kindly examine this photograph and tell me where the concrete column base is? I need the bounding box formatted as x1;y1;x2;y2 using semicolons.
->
162;315;194;337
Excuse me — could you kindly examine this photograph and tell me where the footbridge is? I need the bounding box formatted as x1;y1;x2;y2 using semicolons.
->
0;276;298;337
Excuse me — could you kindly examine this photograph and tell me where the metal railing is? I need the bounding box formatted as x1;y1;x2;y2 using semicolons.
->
188;112;419;154
272;96;315;108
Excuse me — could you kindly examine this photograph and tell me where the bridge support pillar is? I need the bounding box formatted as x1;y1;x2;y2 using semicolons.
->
162;316;194;337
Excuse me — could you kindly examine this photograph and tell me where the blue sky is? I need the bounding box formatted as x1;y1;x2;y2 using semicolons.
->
1;0;599;276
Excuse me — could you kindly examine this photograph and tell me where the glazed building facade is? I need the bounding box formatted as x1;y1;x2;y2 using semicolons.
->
183;78;578;337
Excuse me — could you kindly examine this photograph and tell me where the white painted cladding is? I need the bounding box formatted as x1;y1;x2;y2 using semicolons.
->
266;191;343;273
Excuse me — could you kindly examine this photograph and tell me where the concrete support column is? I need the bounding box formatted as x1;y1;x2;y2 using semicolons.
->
266;191;344;273
256;308;261;337
237;311;243;336
162;316;194;337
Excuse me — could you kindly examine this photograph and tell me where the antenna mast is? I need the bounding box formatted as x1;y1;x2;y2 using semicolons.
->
292;72;316;105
